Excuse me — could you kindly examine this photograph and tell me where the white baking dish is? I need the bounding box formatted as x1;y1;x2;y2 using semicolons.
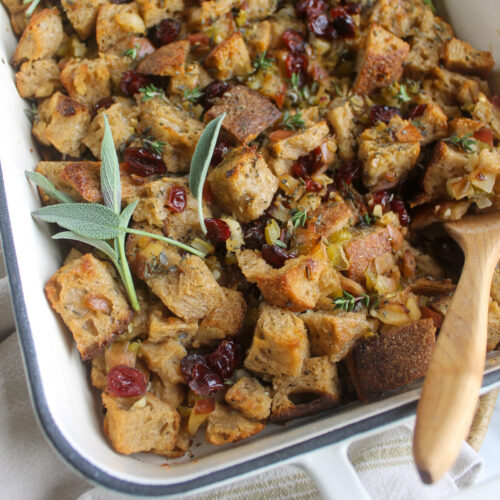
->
1;1;500;498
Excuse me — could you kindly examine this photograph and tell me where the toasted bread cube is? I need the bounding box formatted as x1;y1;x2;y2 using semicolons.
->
137;40;189;77
348;319;436;401
448;117;483;137
2;0;31;35
150;374;186;408
205;33;252;80
136;0;184;28
61;0;105;39
195;288;247;347
352;24;409;95
309;192;353;239
169;62;212;97
188;0;240;28
32;92;91;157
368;0;418;38
412;103;448;146
488;300;500;351
244;305;309;377
244;20;272;57
442;38;494;79
12;8;63;66
91;353;107;390
139;97;204;172
302;310;373;362
83;99;138;158
270;356;341;423
327;102;357;161
205;85;281;144
345;225;401;284
15;59;61;99
207;146;278;223
140;339;186;385
225;377;272;420
236;249;273;283
103;392;180;455
206;403;265;445
473;93;500;141
96;3;146;53
410;200;471;232
100;53;133;86
148;307;198;345
45;254;133;361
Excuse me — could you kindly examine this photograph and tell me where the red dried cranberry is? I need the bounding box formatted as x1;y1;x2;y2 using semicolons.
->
473;127;494;147
107;365;146;397
206;340;242;379
181;353;209;380
92;97;114;117
390;199;410;226
307;147;323;174
409;104;427;118
321;181;338;201
211;139;233;166
489;94;500;109
123;147;167;177
166;185;187;213
369;105;401;125
344;3;362;15
283;29;305;53
305;177;322;192
189;363;224;396
205;218;231;243
335;160;361;186
331;13;356;38
150;18;181;47
120;71;150;97
243;219;266;249
292;157;309;178
261;244;297;268
296;0;327;18
199;80;232;110
285;52;308;84
308;14;330;37
202;183;214;204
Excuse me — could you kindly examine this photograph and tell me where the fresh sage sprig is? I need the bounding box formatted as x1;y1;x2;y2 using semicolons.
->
189;112;226;235
28;115;207;311
23;0;40;17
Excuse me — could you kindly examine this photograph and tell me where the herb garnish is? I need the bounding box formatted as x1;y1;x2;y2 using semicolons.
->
395;84;411;104
422;0;436;14
143;137;166;155
334;291;371;312
253;52;274;71
139;84;166;101
24;102;38;122
445;133;477;153
189;113;227;235
23;0;40;17
28;115;207;311
122;44;140;60
291;209;308;228
282;110;305;130
183;86;203;103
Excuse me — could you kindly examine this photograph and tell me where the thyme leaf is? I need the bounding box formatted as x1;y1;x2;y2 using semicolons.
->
282;110;305;130
334;292;371;312
183;86;203;103
445;133;477;153
143;137;166;155
253;52;274;71
291;209;308;228
139;84;166;101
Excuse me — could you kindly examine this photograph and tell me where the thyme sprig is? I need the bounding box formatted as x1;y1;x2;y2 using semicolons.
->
183;86;203;103
334;291;371;312
253;52;274;71
445;133;477;153
122;44;140;60
394;84;411;104
143;137;166;155
291;209;308;228
139;84;166;101
282;110;305;130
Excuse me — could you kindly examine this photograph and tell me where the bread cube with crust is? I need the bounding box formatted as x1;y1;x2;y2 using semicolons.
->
442;38;494;79
188;0;241;28
244;20;272;57
205;85;281;144
327;102;357;161
302;310;373;362
308;192;354;239
148;307;198;345
412;103;448;146
473;93;500;141
45;254;133;361
236;249;273;283
12;8;63;66
150;374;186;408
205;33;252;80
61;0;106;39
244;0;277;21
140;339;186;385
96;3;146;53
195;288;247;347
347;319;436;401
137;40;190;77
103;392;180;455
352;24;409;95
169;62;212;97
32;92;91;157
270;356;341;423
207;146;278;223
206;403;265;446
369;0;420;39
225;377;272;420
2;0;32;35
136;0;184;28
83;99;138;158
244;305;309;378
16;59;61;99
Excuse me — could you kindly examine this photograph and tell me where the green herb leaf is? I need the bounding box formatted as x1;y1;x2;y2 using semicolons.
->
274;239;287;249
119;199;139;228
24;103;38;122
23;0;40;17
143;137;166;155
395;84;411;104
189;112;226;234
52;231;119;265
33;203;122;240
445;133;477;153
253;52;274;71
334;291;371;312
101;114;122;214
422;0;436;14
282;110;305;130
139;84;166;101
291;209;308;228
122;44;139;60
183;86;203;103
26;171;75;204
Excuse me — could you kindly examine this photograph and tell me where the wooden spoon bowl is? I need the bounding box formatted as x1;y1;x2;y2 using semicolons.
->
413;211;500;483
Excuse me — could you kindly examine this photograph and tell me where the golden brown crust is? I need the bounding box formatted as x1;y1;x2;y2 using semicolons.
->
205;33;252;80
442;37;494;79
137;40;190;77
225;376;272;420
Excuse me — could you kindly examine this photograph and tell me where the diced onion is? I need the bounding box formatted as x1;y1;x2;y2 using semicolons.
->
327;244;349;271
222;217;244;252
265;219;281;245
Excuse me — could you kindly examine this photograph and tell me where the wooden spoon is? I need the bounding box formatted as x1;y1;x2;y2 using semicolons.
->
413;211;500;484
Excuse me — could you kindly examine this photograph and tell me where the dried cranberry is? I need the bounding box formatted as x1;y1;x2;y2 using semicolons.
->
305;177;322;192
150;18;181;47
194;398;216;414
166;185;187;213
285;52;308;84
308;14;330;37
206;340;242;379
202;183;214;204
489;94;500;109
92;97;114;117
120;71;150;97
107;365;146;397
243;219;266;249
335;160;361;186
390;199;410;226
307;147;323;174
211;139;233;166
321;181;337;201
283;29;305;53
331;12;356;38
296;0;327;18
344;3;362;15
123;147;167;176
261;244;297;268
189;363;224;396
292;157;309;178
473;127;494;147
369;190;391;210
205;218;231;243
409;104;427;118
369;105;401;125
181;353;209;379
199;80;232;110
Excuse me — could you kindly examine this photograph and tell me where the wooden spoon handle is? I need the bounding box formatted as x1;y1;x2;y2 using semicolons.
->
413;241;498;484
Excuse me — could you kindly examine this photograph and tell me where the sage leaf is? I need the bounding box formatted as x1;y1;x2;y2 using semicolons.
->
26;171;75;204
189;112;226;234
52;231;119;264
119;199;139;228
100;114;121;214
33;203;121;240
